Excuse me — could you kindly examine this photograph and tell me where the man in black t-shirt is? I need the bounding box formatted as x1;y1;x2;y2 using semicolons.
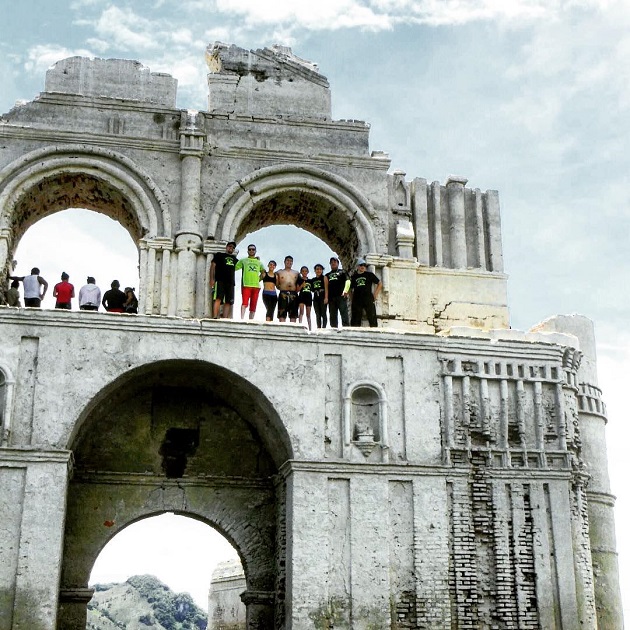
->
210;241;238;318
350;259;382;327
325;257;350;328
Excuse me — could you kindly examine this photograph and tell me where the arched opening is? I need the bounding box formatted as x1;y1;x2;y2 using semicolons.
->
210;165;378;271
233;190;359;268
0;147;171;313
13;209;139;309
88;512;241;628
58;360;290;630
9;172;145;244
231;224;338;324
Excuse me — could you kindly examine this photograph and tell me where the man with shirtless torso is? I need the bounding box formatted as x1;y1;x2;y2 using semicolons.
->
276;255;300;322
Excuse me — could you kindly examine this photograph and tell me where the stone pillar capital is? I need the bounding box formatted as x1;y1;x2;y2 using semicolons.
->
446;175;468;187
59;587;95;604
175;231;203;252
240;589;275;606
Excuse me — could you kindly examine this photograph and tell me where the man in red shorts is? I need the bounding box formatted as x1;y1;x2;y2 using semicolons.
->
235;244;265;320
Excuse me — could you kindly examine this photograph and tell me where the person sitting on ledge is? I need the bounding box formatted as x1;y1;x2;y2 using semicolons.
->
7;280;21;307
123;287;138;314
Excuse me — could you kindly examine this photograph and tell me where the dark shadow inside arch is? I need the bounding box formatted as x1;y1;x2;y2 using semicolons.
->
11;172;144;248
235;190;360;268
70;359;293;468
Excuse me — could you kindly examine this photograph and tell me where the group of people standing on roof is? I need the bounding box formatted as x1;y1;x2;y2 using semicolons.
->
209;242;382;328
7;268;138;313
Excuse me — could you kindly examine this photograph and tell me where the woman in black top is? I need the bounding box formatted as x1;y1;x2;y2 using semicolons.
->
261;260;277;321
297;266;314;330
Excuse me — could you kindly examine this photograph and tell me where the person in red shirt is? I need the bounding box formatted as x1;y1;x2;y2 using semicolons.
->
53;272;75;310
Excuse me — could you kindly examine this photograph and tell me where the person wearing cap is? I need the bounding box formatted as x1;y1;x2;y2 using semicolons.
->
79;277;102;311
9;267;48;307
102;280;126;313
53;272;74;310
325;257;350;328
210;241;238;318
350;259;382;327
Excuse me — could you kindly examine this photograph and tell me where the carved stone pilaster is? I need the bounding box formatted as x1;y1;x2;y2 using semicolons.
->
58;587;95;630
241;590;275;630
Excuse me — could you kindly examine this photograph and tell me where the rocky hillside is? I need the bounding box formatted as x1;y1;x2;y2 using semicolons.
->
87;575;207;630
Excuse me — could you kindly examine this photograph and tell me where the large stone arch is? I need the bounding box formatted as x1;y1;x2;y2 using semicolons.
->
208;164;378;266
0;145;172;275
58;359;291;629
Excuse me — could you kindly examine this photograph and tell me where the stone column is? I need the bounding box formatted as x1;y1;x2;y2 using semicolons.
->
411;178;429;265
138;240;148;314
240;590;274;629
0;228;12;293
533;315;623;629
0;448;72;630
430;181;443;266
176;110;205;318
140;237;174;316
57;587;94;630
446;176;468;269
484;189;503;272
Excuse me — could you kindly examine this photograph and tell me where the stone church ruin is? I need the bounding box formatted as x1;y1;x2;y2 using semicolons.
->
0;43;623;629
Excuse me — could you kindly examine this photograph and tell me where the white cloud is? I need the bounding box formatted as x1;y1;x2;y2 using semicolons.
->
203;0;615;32
90;6;160;51
23;44;95;75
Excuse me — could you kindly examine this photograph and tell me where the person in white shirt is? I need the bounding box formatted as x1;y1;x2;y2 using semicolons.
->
78;276;101;311
10;267;48;307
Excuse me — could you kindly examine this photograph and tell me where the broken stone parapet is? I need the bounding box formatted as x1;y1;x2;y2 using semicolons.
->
206;42;332;120
45;57;177;107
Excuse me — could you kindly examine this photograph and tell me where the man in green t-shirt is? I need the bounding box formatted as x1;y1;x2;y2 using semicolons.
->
235;243;265;319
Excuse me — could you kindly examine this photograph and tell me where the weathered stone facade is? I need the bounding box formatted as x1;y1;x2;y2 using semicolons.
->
0;44;623;629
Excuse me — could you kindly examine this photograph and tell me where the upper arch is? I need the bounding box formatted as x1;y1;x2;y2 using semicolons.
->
0;145;172;247
65;358;294;468
208;164;378;263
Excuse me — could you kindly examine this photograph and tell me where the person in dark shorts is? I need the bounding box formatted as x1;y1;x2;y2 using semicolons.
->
311;264;328;328
297;266;313;329
53;272;74;309
10;267;48;307
325;257;350;328
276;256;300;322
261;260;278;321
350;259;382;327
102;280;126;312
210;241;238;318
79;277;101;310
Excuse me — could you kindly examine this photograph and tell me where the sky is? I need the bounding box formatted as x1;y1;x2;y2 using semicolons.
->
1;0;629;617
